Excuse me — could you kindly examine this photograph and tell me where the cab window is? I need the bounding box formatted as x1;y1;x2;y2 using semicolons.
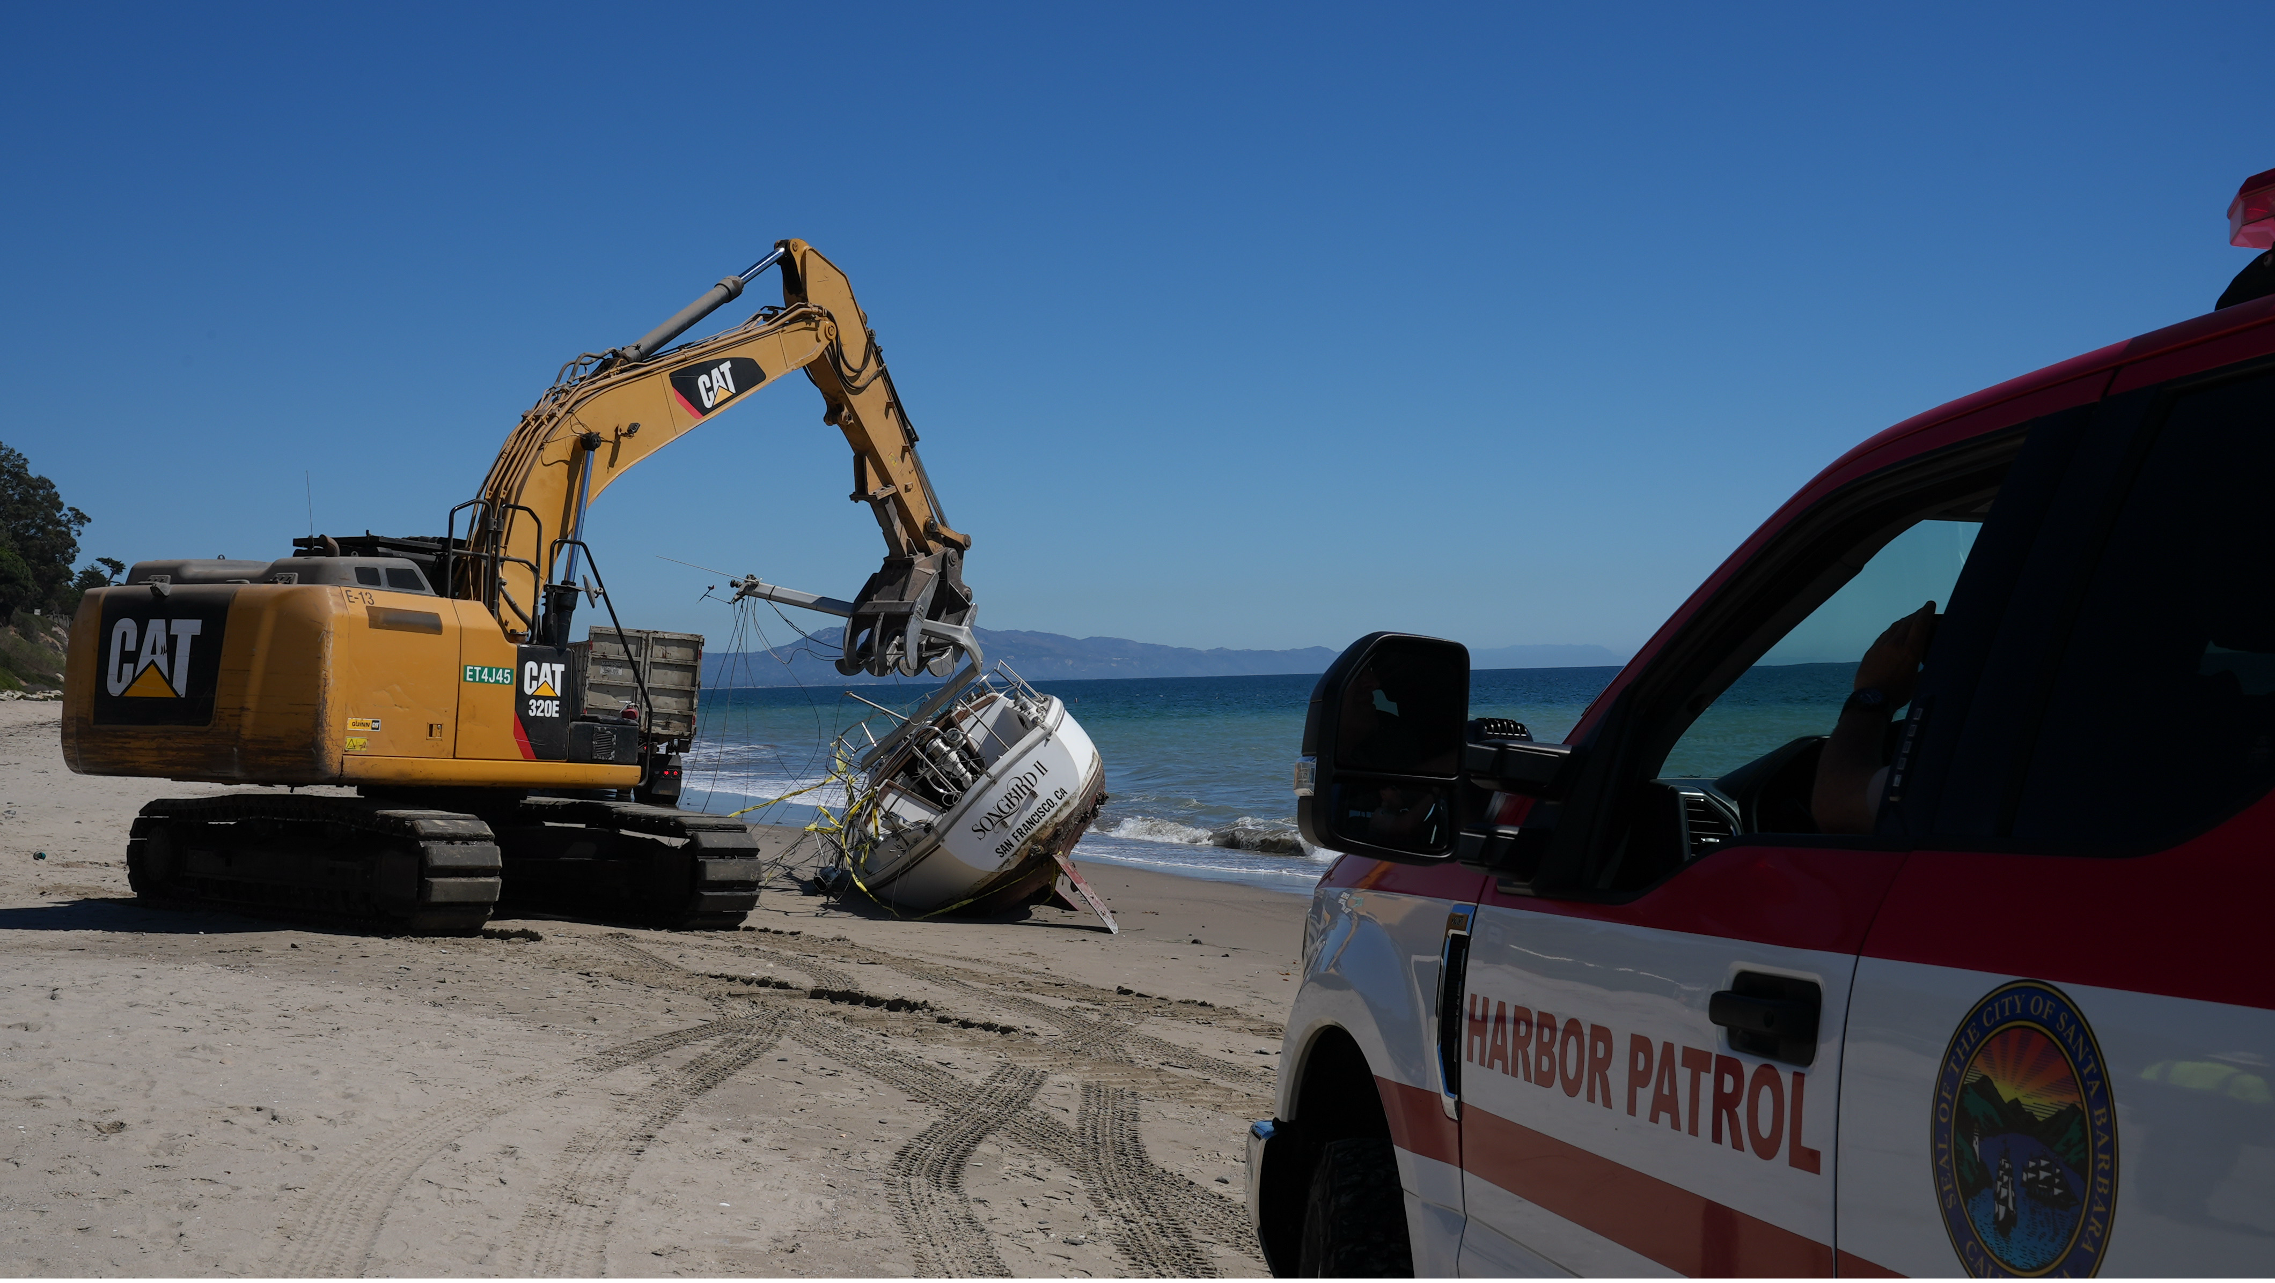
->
1577;464;2009;895
1663;518;1980;781
2009;370;2275;846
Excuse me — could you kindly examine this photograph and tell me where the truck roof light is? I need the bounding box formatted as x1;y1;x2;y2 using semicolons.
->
2229;167;2275;248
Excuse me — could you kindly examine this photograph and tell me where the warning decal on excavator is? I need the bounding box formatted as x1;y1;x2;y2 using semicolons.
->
90;589;233;727
668;356;765;419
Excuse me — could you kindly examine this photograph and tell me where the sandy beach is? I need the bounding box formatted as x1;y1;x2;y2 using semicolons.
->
0;700;1311;1277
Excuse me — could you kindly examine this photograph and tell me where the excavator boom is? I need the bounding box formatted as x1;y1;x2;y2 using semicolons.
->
463;240;973;676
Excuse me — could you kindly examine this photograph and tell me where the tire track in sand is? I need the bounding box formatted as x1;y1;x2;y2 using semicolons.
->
791;1017;1259;1272
505;1009;792;1277
1077;1081;1217;1278
888;1063;1047;1278
728;931;1284;1061
550;931;1262;1272
754;935;1275;1091
277;1017;747;1277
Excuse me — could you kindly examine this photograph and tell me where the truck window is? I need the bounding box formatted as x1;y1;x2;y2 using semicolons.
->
1663;518;1981;781
1575;486;2006;895
2009;371;2275;846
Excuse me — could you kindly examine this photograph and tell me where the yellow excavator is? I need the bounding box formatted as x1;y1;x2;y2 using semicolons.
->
60;240;978;933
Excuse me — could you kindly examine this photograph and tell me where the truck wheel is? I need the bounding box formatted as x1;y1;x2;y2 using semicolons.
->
1297;1136;1413;1277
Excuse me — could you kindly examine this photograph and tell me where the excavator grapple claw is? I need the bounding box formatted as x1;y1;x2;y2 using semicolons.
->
838;549;977;678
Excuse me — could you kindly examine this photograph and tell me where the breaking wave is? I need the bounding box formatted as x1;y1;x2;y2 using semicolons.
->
1100;813;1320;859
1104;816;1216;845
677;740;849;812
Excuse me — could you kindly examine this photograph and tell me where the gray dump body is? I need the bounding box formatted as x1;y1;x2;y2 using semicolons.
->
574;628;703;746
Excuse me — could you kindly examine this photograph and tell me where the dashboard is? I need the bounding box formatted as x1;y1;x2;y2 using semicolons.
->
1660;733;1828;860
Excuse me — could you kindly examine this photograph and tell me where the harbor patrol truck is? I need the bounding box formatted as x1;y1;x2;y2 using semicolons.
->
1250;169;2275;1276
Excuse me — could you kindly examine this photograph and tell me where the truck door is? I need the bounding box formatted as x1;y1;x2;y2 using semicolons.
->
1839;369;2275;1276
1455;413;2069;1275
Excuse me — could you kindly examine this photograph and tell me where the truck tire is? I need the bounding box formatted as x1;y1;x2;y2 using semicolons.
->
1297;1136;1413;1277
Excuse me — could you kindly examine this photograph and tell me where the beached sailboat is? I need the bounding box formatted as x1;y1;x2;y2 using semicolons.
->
730;575;1119;932
829;664;1115;929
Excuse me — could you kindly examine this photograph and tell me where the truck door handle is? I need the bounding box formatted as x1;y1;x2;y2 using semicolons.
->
1434;905;1476;1118
1708;976;1821;1067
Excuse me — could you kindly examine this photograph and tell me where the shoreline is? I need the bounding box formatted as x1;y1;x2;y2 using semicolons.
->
683;791;1333;899
1065;840;1328;896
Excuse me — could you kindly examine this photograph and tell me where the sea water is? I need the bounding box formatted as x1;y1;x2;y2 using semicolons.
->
679;662;1860;896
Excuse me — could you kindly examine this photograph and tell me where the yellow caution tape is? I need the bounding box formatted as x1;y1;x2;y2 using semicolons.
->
732;736;1029;922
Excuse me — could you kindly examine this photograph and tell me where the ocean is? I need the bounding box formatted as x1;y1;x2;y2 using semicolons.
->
678;662;1861;896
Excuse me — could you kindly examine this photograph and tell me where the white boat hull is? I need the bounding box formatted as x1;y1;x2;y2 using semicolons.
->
846;689;1107;919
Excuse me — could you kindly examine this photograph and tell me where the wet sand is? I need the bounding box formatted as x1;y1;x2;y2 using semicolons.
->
0;701;1309;1276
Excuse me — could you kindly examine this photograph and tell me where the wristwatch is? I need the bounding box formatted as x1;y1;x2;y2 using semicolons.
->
1843;687;1890;717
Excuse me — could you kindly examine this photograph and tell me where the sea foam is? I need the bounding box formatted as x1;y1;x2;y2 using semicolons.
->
1105;816;1216;845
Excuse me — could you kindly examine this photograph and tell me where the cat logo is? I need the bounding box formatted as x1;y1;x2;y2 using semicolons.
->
91;591;231;727
668;355;765;419
523;659;566;698
106;617;201;699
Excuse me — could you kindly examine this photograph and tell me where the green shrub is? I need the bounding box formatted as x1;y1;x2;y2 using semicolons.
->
0;613;65;690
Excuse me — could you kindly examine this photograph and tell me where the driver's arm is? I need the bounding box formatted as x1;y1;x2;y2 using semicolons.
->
1813;602;1937;835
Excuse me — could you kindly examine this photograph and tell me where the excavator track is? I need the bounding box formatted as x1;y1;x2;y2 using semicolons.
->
126;795;503;935
496;797;762;930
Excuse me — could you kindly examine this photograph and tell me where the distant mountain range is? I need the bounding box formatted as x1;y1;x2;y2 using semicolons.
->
700;628;1626;688
1469;643;1629;670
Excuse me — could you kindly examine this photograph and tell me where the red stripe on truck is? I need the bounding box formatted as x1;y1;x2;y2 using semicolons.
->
1375;1075;1459;1165
1865;789;2275;1012
1460;1104;1830;1276
1477;845;1907;954
1380;1074;1864;1277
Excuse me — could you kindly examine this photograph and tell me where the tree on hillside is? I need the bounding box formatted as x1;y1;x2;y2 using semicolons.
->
0;543;36;619
0;442;89;613
73;557;125;590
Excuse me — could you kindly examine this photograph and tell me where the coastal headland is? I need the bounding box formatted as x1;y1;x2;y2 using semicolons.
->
0;700;1301;1276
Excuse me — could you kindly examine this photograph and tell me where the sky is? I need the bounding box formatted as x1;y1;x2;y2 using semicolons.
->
6;3;2273;656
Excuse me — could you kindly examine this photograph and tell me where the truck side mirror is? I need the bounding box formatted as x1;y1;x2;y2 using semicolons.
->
1296;632;1469;865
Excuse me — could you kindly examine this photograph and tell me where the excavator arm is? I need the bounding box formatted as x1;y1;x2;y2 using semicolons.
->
457;240;975;676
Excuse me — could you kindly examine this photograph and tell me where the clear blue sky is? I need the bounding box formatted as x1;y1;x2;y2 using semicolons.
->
6;4;2270;655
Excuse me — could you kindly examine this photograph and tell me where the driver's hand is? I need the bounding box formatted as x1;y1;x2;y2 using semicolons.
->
1855;601;1938;706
